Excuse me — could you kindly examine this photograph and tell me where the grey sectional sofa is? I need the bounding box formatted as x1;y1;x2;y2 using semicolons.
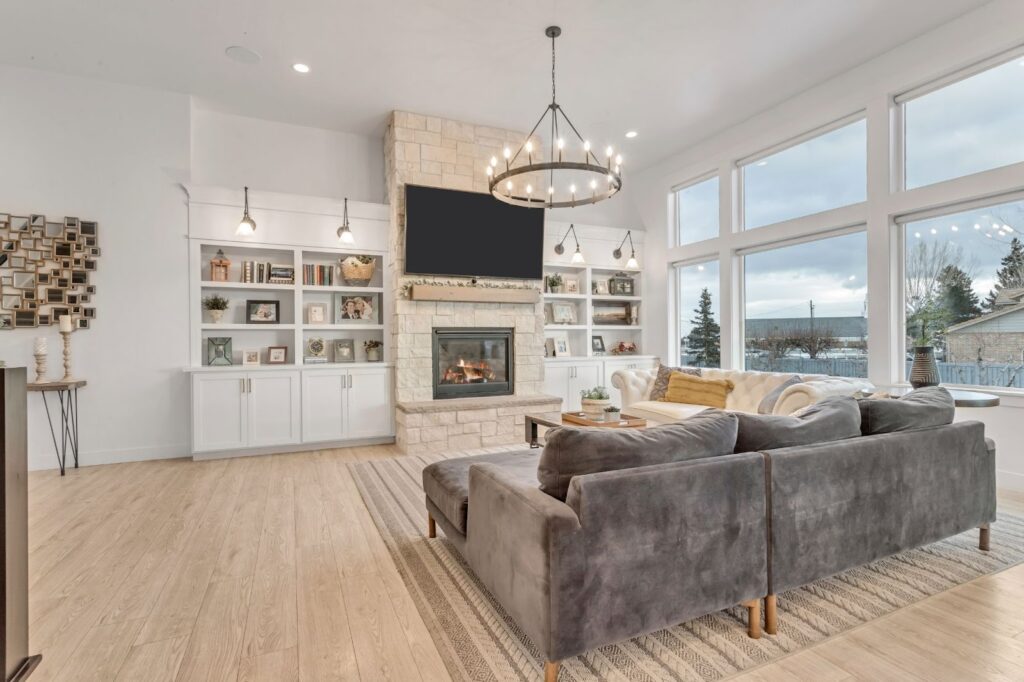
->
422;389;996;680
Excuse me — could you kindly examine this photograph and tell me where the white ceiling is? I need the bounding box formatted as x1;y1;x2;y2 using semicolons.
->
0;0;990;170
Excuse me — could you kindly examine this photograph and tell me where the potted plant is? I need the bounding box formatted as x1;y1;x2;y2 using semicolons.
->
603;405;621;422
546;273;564;294
364;339;383;362
340;255;377;286
909;322;940;389
580;386;611;418
202;295;229;324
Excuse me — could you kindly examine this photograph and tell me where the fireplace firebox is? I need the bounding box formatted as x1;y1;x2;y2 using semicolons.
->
432;328;514;399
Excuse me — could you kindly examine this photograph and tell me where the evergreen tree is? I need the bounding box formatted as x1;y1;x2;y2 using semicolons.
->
937;265;981;324
985;237;1024;310
687;288;720;366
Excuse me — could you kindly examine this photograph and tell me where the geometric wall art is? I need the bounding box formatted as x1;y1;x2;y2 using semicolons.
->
0;213;98;329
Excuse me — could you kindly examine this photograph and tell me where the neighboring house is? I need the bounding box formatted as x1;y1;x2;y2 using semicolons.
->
946;288;1024;364
745;316;868;344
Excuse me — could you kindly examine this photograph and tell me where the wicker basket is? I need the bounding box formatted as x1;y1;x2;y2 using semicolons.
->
339;256;376;286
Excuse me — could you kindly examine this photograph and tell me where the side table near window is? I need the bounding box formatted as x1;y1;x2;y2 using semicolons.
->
27;380;85;476
887;386;1000;408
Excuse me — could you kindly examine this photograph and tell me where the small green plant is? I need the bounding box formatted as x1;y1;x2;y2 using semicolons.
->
202;295;229;311
580;386;610;400
364;339;383;351
603;405;620;413
546;273;563;290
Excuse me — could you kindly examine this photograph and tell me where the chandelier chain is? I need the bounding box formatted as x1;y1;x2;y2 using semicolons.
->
551;31;557;105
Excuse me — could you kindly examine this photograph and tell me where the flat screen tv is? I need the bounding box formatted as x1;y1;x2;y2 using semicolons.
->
404;185;544;280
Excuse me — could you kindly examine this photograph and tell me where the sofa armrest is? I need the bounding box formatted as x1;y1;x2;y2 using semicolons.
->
773;377;874;415
465;463;583;662
611;368;657;408
986;437;996;457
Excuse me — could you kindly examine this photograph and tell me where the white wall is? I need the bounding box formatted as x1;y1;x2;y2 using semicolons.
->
191;107;386;203
0;64;192;470
631;0;1024;490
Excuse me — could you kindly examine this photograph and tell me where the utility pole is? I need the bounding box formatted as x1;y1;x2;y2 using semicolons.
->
809;300;815;337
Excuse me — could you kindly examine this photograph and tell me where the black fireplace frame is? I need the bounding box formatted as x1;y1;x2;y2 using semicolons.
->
432;327;515;399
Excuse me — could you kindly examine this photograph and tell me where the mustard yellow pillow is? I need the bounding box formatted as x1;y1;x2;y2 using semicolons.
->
663;371;734;408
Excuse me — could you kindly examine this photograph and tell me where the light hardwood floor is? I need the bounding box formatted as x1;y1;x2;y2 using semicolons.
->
26;447;1024;681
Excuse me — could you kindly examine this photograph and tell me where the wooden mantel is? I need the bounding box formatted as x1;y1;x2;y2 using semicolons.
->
407;284;540;304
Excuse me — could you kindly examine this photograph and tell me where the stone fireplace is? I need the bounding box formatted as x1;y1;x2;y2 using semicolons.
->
385;111;561;453
433;328;514;399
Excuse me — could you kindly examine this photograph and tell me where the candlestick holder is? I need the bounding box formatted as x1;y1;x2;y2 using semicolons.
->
60;331;73;382
33;351;47;384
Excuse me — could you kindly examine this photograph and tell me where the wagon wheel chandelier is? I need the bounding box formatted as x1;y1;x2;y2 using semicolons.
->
487;26;622;209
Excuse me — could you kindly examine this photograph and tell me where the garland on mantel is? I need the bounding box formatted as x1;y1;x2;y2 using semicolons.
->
399;277;541;299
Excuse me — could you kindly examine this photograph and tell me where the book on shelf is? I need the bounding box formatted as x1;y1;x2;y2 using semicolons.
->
302;264;336;286
239;261;295;285
303;356;330;364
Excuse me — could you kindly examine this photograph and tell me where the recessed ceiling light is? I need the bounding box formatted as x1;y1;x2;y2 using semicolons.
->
292;63;310;74
225;46;261;64
625;131;638;139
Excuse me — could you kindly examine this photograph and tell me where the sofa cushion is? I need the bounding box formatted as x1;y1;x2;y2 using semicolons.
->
663;372;734;408
858;386;955;435
538;410;739;500
423;450;540;534
757;376;802;414
734;396;861;453
649;364;700;401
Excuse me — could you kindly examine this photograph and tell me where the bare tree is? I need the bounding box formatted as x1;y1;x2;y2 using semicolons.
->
793;325;839;359
905;241;972;317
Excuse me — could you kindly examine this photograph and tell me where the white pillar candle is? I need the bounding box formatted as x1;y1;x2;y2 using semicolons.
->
34;337;47;354
59;315;73;333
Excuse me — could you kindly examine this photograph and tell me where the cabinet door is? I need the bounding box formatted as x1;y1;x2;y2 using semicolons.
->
248;371;301;448
565;362;603;411
345;367;393;439
192;372;248;453
543;363;572;412
302;370;347;443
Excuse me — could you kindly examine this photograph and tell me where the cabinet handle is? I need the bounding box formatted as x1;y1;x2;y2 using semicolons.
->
247;378;252;393
240;378;245;394
348;374;353;389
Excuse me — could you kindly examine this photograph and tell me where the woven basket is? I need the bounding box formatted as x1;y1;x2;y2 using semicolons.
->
339;257;376;285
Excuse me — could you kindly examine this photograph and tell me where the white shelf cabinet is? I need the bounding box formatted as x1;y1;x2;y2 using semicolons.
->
300;366;393;443
191;370;300;453
544;360;603;412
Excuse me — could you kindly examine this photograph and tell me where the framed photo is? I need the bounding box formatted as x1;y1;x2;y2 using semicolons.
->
564;276;579;294
592;301;633;326
206;337;233;366
593;279;609;295
592;335;606;353
333;293;378;323
546;332;571;358
267;346;288;364
306;302;328;324
242;349;261;366
246;300;280;324
334;339;355;363
550;301;576;325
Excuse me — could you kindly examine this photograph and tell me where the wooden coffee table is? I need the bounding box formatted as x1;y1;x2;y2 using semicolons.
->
525;412;648;448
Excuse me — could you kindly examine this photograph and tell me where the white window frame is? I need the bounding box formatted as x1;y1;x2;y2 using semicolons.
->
671;171;720;248
673;256;721;367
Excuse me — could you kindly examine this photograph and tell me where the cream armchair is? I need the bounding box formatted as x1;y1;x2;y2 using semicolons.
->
611;367;873;423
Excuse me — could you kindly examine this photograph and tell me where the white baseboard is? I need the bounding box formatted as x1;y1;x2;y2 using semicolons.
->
28;442;188;472
190;436;396;461
997;469;1024;493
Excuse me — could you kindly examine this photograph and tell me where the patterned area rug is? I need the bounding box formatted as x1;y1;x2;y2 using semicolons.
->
350;448;1024;681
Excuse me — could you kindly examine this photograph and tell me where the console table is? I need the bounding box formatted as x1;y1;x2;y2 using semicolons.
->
28;380;85;476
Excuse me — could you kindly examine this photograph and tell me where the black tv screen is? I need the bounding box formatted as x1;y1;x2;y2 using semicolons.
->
404;185;544;280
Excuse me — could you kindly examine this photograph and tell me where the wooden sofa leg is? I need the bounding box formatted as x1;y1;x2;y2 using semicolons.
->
765;594;778;635
427;514;436;539
980;524;990;551
544;660;560;681
742;599;761;639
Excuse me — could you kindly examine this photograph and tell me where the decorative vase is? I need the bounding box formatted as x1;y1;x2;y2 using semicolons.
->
208;309;225;324
366;347;381;362
604;410;621;423
551;285;563;294
581;398;610;418
909;345;940;388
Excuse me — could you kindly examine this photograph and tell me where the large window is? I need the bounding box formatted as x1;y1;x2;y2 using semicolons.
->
743;231;868;378
904;55;1024;189
677;261;720;367
742;119;866;229
675;176;719;245
902;197;1024;388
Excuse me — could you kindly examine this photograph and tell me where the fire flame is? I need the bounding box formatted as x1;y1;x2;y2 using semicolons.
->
442;357;497;384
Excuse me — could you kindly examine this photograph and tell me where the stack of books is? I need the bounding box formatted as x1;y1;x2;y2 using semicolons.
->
302;264;335;286
303;356;329;364
241;262;295;284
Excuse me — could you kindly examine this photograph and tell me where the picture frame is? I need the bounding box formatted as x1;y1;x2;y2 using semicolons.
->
207;337;233;366
550;301;576;325
334;339;355;363
246;299;280;324
564;276;579;294
333;293;378;323
593;279;609;295
242;349;261;366
306;302;328;324
592;335;606;353
267;346;288;364
546;332;571;358
592;301;634;326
